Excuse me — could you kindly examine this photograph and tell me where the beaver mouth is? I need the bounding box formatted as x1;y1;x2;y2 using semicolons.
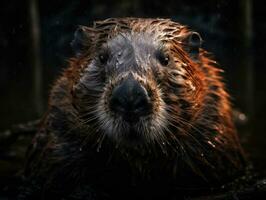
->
104;116;148;144
120;125;144;144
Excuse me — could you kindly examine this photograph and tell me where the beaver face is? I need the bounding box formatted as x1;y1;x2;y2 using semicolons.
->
87;34;170;144
72;31;202;147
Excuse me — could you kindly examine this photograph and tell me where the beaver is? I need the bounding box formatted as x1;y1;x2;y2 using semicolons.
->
19;18;246;200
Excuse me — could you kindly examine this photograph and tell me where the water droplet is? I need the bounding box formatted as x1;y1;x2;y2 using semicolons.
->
207;140;216;148
239;113;247;121
115;61;120;69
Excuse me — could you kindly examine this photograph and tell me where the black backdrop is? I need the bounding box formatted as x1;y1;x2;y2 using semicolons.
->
0;0;265;194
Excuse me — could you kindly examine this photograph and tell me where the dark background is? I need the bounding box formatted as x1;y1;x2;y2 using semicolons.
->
0;0;265;195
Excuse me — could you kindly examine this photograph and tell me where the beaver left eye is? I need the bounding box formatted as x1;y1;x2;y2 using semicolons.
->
98;52;109;65
156;50;169;66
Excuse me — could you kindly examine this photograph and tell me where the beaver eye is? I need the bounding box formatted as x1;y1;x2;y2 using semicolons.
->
156;50;169;66
98;52;109;65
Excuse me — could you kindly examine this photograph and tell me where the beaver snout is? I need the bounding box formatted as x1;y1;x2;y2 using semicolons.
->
109;78;152;122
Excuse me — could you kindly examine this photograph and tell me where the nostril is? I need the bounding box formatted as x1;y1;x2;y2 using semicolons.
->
133;96;150;114
110;95;126;113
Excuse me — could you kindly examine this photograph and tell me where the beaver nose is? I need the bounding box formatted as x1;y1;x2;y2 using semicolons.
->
109;78;151;122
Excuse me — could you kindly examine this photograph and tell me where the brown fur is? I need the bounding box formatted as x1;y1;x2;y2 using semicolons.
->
22;18;246;199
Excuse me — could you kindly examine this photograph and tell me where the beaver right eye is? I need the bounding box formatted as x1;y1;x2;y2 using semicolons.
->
98;52;109;65
155;50;169;66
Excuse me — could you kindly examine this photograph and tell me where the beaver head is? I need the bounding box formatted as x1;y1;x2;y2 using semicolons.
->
69;19;208;147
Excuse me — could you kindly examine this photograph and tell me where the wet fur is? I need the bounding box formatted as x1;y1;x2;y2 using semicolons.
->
20;18;246;200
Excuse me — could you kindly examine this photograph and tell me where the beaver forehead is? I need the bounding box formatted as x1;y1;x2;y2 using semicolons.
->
106;33;161;67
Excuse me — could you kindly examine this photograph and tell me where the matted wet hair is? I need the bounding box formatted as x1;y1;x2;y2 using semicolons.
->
22;18;246;199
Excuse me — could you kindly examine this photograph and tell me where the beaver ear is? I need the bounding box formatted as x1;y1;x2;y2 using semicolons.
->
71;25;94;56
183;31;202;60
